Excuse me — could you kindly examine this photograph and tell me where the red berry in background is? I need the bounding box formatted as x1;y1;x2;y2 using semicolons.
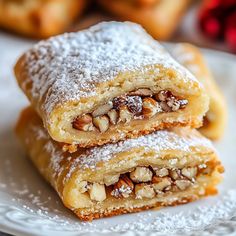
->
221;0;236;8
200;15;222;39
225;12;236;53
198;0;236;53
206;0;221;9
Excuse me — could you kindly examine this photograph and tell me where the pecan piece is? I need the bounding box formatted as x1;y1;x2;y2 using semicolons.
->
113;95;128;110
170;169;181;180
77;181;89;193
93;115;109;132
175;180;191;190
126;96;143;114
181;167;197;180
155;90;172;102
154;167;169;177
72;114;95;131
135;184;155;199
159;101;172;112
179;99;188;109
92;102;113;117
130;167;153;183
142;97;161;118
167;98;181;111
88;183;106;202
152;176;172;192
107;109;118;125
119;106;133;123
104;174;120;186
112;175;134;198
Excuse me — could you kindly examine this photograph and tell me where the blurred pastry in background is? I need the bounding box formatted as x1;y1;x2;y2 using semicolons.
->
71;13;111;32
96;0;191;40
171;43;227;140
0;0;88;38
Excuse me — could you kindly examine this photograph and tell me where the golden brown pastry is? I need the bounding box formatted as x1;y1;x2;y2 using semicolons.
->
16;107;224;221
96;0;191;40
14;22;209;149
171;43;227;140
0;0;87;38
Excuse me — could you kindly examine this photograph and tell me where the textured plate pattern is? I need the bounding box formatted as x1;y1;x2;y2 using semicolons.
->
0;33;236;236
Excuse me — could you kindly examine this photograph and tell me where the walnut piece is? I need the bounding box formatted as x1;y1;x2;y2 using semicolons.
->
119;106;133;123
107;109;118;125
92;102;113;117
130;167;153;183
175;180;191;190
93;115;109;132
135;184;155;199
89;183;106;202
104;174;120;186
155;167;169;177
142;97;161;118
72;114;95;131
181;167;197;180
152;176;172;192
112;175;134;198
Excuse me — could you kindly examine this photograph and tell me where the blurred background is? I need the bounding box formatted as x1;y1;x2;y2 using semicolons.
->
0;0;235;53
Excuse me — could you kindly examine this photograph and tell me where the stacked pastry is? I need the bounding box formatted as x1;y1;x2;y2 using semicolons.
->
14;22;224;221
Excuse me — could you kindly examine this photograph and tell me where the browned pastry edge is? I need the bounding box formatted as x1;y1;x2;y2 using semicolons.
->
75;186;217;221
62;119;201;151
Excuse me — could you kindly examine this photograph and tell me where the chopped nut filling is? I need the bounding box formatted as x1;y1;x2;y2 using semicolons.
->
72;89;188;132
79;164;209;202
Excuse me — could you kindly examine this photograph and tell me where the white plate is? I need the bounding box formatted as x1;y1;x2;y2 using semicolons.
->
0;32;236;236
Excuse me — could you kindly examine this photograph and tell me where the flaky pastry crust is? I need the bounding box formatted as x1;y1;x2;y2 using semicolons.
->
15;107;223;221
14;22;209;148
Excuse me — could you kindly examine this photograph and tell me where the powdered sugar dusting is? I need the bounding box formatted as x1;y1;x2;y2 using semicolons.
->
3;188;236;234
22;22;197;117
72;129;213;171
29;121;214;183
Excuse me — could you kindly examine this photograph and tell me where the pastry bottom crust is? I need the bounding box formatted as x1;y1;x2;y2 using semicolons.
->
76;186;217;221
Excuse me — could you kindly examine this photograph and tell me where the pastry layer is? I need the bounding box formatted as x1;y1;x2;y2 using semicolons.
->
171;43;227;140
15;107;224;221
15;22;209;148
0;0;87;38
97;0;190;40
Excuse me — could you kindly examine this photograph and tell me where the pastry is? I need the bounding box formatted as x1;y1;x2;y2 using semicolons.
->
96;0;190;40
15;107;224;221
14;22;209;149
0;0;87;38
171;43;227;140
